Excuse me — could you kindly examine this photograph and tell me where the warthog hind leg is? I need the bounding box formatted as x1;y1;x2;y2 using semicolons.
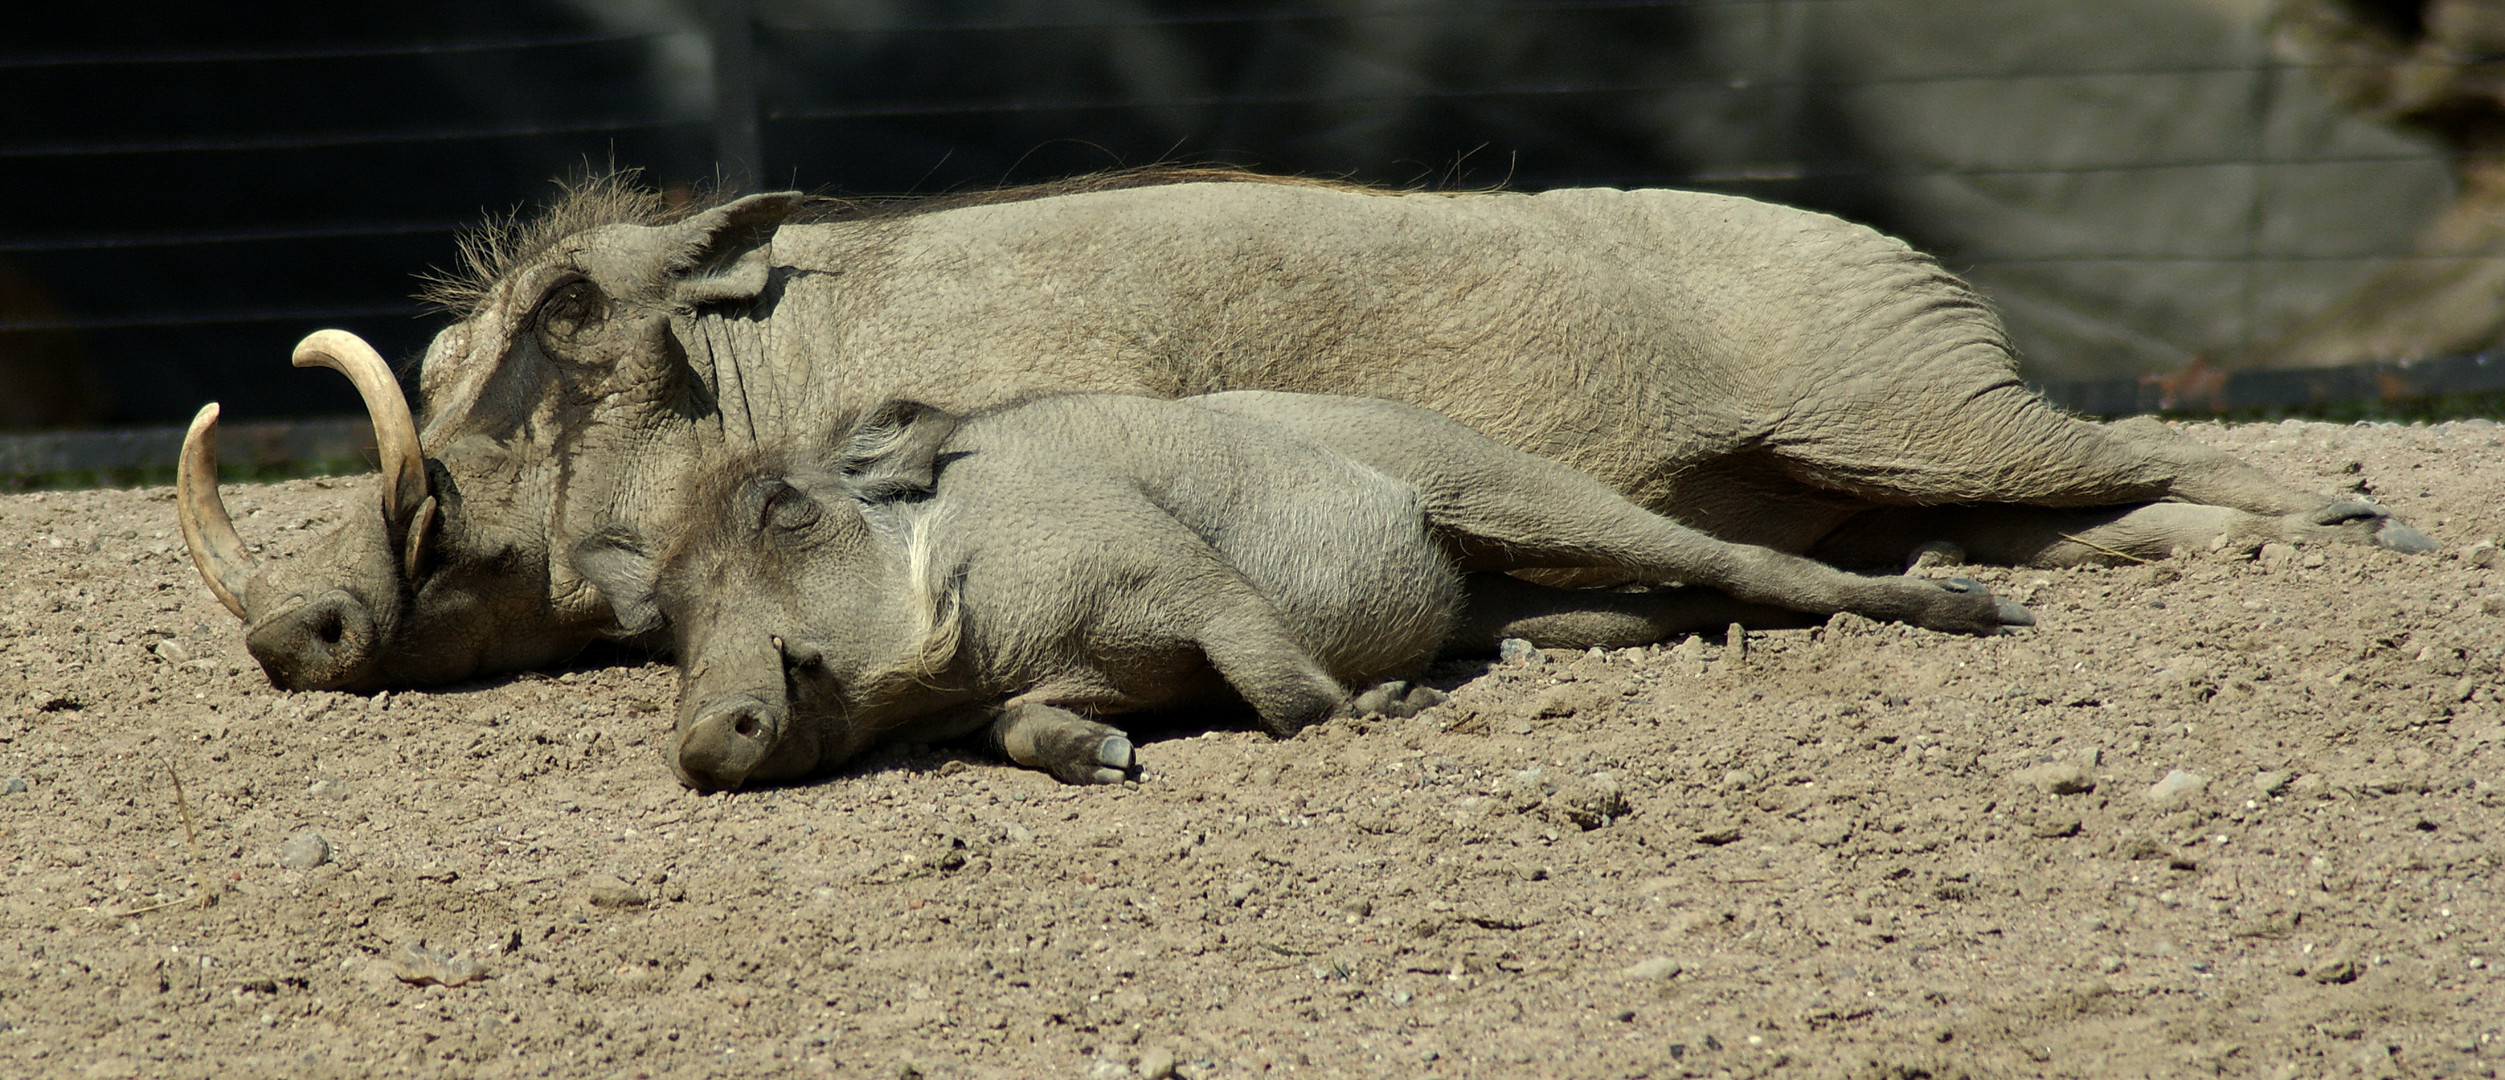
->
1814;499;2438;570
989;702;1138;785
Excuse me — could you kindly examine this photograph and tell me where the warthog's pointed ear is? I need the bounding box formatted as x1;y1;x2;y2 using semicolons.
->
839;400;960;502
570;525;663;636
580;191;804;310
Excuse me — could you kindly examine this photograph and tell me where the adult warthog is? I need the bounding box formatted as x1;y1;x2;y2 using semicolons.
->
178;170;2431;692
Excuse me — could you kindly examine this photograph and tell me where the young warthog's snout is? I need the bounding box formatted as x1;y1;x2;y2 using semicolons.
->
673;694;783;791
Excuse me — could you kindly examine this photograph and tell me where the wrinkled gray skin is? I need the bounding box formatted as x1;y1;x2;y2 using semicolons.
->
576;393;2038;790
218;176;2432;691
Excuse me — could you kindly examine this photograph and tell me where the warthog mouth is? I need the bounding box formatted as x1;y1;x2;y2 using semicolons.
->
178;330;438;691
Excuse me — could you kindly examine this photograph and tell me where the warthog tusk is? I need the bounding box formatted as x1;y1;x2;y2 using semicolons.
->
176;403;254;620
291;329;427;528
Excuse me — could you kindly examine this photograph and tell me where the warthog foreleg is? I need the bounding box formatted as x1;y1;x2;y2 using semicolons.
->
1445;573;1818;654
988;703;1138;785
1193;596;1368;736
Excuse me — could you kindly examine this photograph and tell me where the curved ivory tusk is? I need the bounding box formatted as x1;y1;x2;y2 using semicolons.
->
292;329;427;526
176;403;254;620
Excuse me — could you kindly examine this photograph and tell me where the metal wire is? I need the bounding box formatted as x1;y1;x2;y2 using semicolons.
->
1;3;2485;347
0;31;673;70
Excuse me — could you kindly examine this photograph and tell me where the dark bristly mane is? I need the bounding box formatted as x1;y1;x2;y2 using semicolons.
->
418;166;1385;318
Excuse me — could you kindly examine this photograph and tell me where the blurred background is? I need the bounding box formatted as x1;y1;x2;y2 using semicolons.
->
2;0;2499;448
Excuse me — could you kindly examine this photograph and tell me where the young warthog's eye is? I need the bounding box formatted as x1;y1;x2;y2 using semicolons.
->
537;280;608;345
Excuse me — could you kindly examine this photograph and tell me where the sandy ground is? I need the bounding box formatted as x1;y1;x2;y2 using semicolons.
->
1;418;2500;1080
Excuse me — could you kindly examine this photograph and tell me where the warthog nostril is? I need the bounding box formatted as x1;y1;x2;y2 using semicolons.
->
674;696;782;790
315;610;345;646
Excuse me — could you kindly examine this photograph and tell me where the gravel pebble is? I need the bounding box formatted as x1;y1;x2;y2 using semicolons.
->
2012;760;2096;795
2144;769;2209;809
1548;773;1628;829
277;831;331;870
1621;957;1683;980
2467;541;2502;570
1;777;25;795
1137;1046;1177;1080
1496;638;1539;665
588;881;650;909
2251;771;2291;796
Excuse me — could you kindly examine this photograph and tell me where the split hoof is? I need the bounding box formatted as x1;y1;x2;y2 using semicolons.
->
1349;680;1447;718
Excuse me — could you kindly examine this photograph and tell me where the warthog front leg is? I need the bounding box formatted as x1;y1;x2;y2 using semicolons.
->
1194;596;1377;736
1445;573;1817;653
988;702;1138;785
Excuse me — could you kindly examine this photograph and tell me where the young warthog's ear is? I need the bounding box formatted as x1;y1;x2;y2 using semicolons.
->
838;400;961;502
578;191;804;310
570;525;663;636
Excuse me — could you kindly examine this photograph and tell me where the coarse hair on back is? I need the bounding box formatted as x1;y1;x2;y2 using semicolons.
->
417;164;1395;317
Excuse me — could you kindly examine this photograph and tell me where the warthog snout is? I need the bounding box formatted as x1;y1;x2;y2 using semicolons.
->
244;589;377;691
674;695;782;790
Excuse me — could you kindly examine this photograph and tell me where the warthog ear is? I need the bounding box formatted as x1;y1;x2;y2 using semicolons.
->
839;400;961;502
578;191;804;310
569;525;663;636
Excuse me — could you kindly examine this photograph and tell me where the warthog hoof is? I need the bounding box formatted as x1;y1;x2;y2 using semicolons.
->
2293;500;2434;553
1348;680;1448;718
2307;500;2388;526
1935;577;2034;631
996;703;1139;785
2373;519;2438;555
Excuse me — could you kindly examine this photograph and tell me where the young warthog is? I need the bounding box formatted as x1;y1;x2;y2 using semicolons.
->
577;392;2033;789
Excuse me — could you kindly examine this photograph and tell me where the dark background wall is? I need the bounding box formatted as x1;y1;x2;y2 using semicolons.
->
0;1;2463;430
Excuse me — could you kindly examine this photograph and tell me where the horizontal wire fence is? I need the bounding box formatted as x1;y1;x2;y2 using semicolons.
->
0;0;2494;483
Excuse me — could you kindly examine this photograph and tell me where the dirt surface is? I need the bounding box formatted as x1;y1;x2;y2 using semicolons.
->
2;418;2502;1080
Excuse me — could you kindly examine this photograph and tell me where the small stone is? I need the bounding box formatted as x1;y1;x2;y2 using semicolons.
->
1137;1046;1177;1080
587;881;649;909
2308;954;2361;985
1723;622;1746;664
308;777;350;800
2467;541;2502;570
2256;542;2298;569
1548;773;1629;830
2027;813;2082;839
2012;760;2096;795
1696;826;1742;846
2144;769;2209;809
1530;684;1600;719
2251;771;2291;797
1908;541;1965;569
1821;611;1874;639
2;777;25;795
1621;957;1683;980
150;639;191;664
391;942;485;987
277;831;331;870
1497;638;1540;665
